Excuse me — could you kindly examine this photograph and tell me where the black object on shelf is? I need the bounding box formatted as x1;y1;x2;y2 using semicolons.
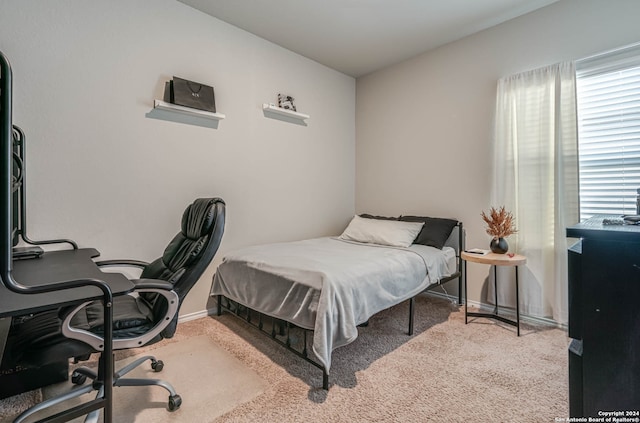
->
164;76;215;113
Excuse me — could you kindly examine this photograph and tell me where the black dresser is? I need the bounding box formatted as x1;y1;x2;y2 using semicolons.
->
566;216;640;417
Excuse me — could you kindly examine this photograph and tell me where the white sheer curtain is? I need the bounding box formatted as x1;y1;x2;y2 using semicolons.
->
490;62;579;324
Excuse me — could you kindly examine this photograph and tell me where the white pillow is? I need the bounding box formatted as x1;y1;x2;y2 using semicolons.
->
338;215;424;248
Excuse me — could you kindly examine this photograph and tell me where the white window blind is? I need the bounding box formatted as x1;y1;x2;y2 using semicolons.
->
576;43;640;220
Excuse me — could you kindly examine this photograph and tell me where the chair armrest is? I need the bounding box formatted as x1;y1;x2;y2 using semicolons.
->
61;286;179;351
95;259;149;269
131;279;174;291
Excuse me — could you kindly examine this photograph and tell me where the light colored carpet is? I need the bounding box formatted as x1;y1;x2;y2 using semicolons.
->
0;391;42;422
0;294;569;422
204;295;569;422
0;336;266;423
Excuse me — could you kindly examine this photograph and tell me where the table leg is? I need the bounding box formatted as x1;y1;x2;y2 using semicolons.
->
464;259;468;324
493;265;498;315
515;266;520;336
465;262;521;336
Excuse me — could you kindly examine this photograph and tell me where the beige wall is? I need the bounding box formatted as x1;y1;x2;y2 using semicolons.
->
4;0;639;319
0;0;355;317
356;0;640;307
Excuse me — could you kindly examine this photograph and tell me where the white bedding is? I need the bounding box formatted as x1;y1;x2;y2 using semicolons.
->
210;237;456;372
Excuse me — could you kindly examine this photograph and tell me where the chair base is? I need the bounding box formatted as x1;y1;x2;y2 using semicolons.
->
13;355;181;423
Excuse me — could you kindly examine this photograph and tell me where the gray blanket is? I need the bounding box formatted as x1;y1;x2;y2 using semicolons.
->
211;237;455;372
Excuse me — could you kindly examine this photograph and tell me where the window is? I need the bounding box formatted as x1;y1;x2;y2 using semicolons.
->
576;43;640;220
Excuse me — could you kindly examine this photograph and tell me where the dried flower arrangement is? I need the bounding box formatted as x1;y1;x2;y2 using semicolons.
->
481;206;517;239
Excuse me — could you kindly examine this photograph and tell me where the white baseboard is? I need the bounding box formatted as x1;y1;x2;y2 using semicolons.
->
424;290;566;330
178;308;217;323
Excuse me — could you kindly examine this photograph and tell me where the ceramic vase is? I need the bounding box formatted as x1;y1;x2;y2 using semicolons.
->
490;237;508;254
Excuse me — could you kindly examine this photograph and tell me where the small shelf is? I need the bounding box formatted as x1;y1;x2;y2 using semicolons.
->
262;103;310;121
146;100;225;129
153;100;225;120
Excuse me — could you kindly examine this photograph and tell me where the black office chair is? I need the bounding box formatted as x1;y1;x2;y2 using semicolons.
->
5;197;225;422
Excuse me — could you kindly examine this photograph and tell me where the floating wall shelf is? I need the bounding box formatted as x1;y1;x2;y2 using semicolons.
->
146;100;225;129
262;103;310;121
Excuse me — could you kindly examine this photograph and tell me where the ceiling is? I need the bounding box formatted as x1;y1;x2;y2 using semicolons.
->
178;0;559;78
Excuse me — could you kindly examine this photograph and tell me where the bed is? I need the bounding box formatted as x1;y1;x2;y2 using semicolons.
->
210;215;464;389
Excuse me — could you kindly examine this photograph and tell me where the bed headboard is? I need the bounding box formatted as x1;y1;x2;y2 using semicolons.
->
439;221;465;298
444;221;465;255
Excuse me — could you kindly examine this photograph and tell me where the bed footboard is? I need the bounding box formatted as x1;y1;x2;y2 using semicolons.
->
216;295;330;390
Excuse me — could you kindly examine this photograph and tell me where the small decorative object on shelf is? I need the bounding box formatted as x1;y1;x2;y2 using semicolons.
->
278;93;296;111
481;206;517;254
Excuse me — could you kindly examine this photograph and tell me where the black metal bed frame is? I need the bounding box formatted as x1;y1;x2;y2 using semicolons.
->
215;222;465;390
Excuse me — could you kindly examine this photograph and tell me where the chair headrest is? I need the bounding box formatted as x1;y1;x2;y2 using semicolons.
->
181;198;220;239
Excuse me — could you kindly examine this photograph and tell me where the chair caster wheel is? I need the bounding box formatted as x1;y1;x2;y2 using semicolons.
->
151;359;164;372
71;372;87;385
168;394;182;411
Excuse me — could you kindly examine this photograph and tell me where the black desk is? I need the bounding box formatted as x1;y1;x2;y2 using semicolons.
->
0;248;134;422
1;248;133;317
1;248;133;361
